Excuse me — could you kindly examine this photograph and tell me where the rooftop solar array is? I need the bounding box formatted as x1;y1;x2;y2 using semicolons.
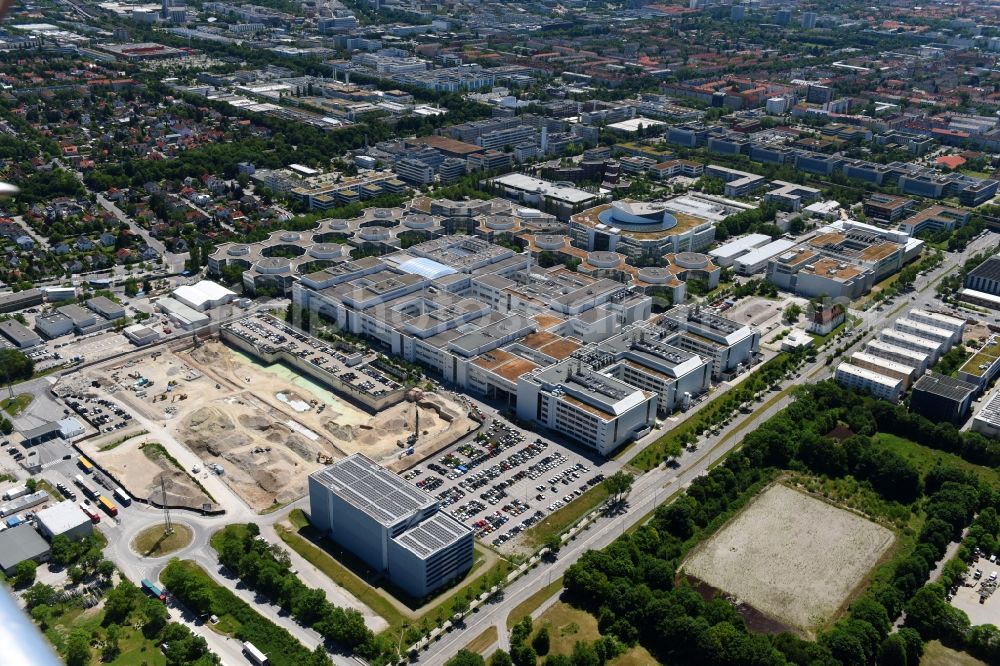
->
393;511;470;558
312;454;434;526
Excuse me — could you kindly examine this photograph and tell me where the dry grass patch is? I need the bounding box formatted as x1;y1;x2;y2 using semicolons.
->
132;523;193;557
464;626;498;655
682;483;895;636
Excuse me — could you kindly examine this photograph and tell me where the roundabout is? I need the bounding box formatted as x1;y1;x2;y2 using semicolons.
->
131;522;194;558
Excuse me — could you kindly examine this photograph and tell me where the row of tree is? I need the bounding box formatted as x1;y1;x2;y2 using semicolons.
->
564;380;1000;665
212;524;393;661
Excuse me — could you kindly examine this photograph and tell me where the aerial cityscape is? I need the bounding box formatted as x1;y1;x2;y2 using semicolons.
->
2;0;1000;665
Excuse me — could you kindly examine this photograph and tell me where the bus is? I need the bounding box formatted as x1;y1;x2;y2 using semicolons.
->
79;503;100;524
112;486;132;507
241;642;268;666
96;495;118;517
141;578;165;602
78;457;94;474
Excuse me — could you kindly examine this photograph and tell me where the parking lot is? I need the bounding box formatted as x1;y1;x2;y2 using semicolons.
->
950;554;1000;627
403;417;614;549
56;388;134;435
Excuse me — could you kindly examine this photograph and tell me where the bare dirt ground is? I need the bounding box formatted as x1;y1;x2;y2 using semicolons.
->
72;340;476;512
85;435;213;510
185;340;477;465
681;483;896;637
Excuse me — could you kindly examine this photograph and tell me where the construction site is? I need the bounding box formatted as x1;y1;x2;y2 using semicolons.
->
64;326;478;513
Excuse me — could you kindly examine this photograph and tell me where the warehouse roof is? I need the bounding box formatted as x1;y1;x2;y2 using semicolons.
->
35;501;89;535
0;524;49;573
912;373;977;401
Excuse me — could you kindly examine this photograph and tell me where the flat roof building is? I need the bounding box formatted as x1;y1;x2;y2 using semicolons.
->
879;329;945;364
308;454;473;599
34;312;74;339
0;524;50;575
972;389;1000;439
708;233;771;267
0;320;41;348
86;296;126;321
734;239;796;276
864;339;931;374
894;317;960;349
835;362;904;402
35;500;92;541
850;351;917;389
966;257;1000;297
910;373;977;424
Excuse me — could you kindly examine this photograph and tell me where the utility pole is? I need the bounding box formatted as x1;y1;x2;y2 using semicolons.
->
160;475;173;536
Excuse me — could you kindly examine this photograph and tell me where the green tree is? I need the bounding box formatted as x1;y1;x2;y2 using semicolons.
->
489;650;514;666
445;649;486;666
0;348;34;383
602;471;634;505
102;624;122;661
783;303;802;322
23;583;57;609
13;559;37;587
141;596;170;636
532;626;550;655
65;629;91;666
543;534;562;554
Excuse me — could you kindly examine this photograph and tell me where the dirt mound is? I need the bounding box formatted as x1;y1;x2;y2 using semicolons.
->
285;435;315;462
188;343;223;366
186;406;235;433
324;421;357;443
238;414;272;430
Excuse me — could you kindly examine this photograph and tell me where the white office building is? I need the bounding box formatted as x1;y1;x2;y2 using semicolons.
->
894;317;960;349
850;351;917;389
835;362;904;401
734;239;797;276
864;339;931;374
880;329;945;364
708;233;771;267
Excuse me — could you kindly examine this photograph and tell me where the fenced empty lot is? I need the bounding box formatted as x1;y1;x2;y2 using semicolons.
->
682;483;895;636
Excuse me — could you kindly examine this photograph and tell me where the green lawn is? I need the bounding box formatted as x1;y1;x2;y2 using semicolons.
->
1;393;32;416
506;577;563;629
920;639;987;666
521;485;609;549
875;433;1000;490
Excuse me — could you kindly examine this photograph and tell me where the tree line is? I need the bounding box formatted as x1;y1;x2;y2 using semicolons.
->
212;524;397;663
563;381;1000;665
161;558;331;666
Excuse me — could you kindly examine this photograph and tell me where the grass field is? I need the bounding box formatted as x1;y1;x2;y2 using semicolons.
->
1;393;32;416
506;577;563;629
921;640;987;666
529;601;655;665
464;626;498;655
682;483;895;636
875;433;1000;490
133;524;193;557
534;602;600;656
521;485;609;548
